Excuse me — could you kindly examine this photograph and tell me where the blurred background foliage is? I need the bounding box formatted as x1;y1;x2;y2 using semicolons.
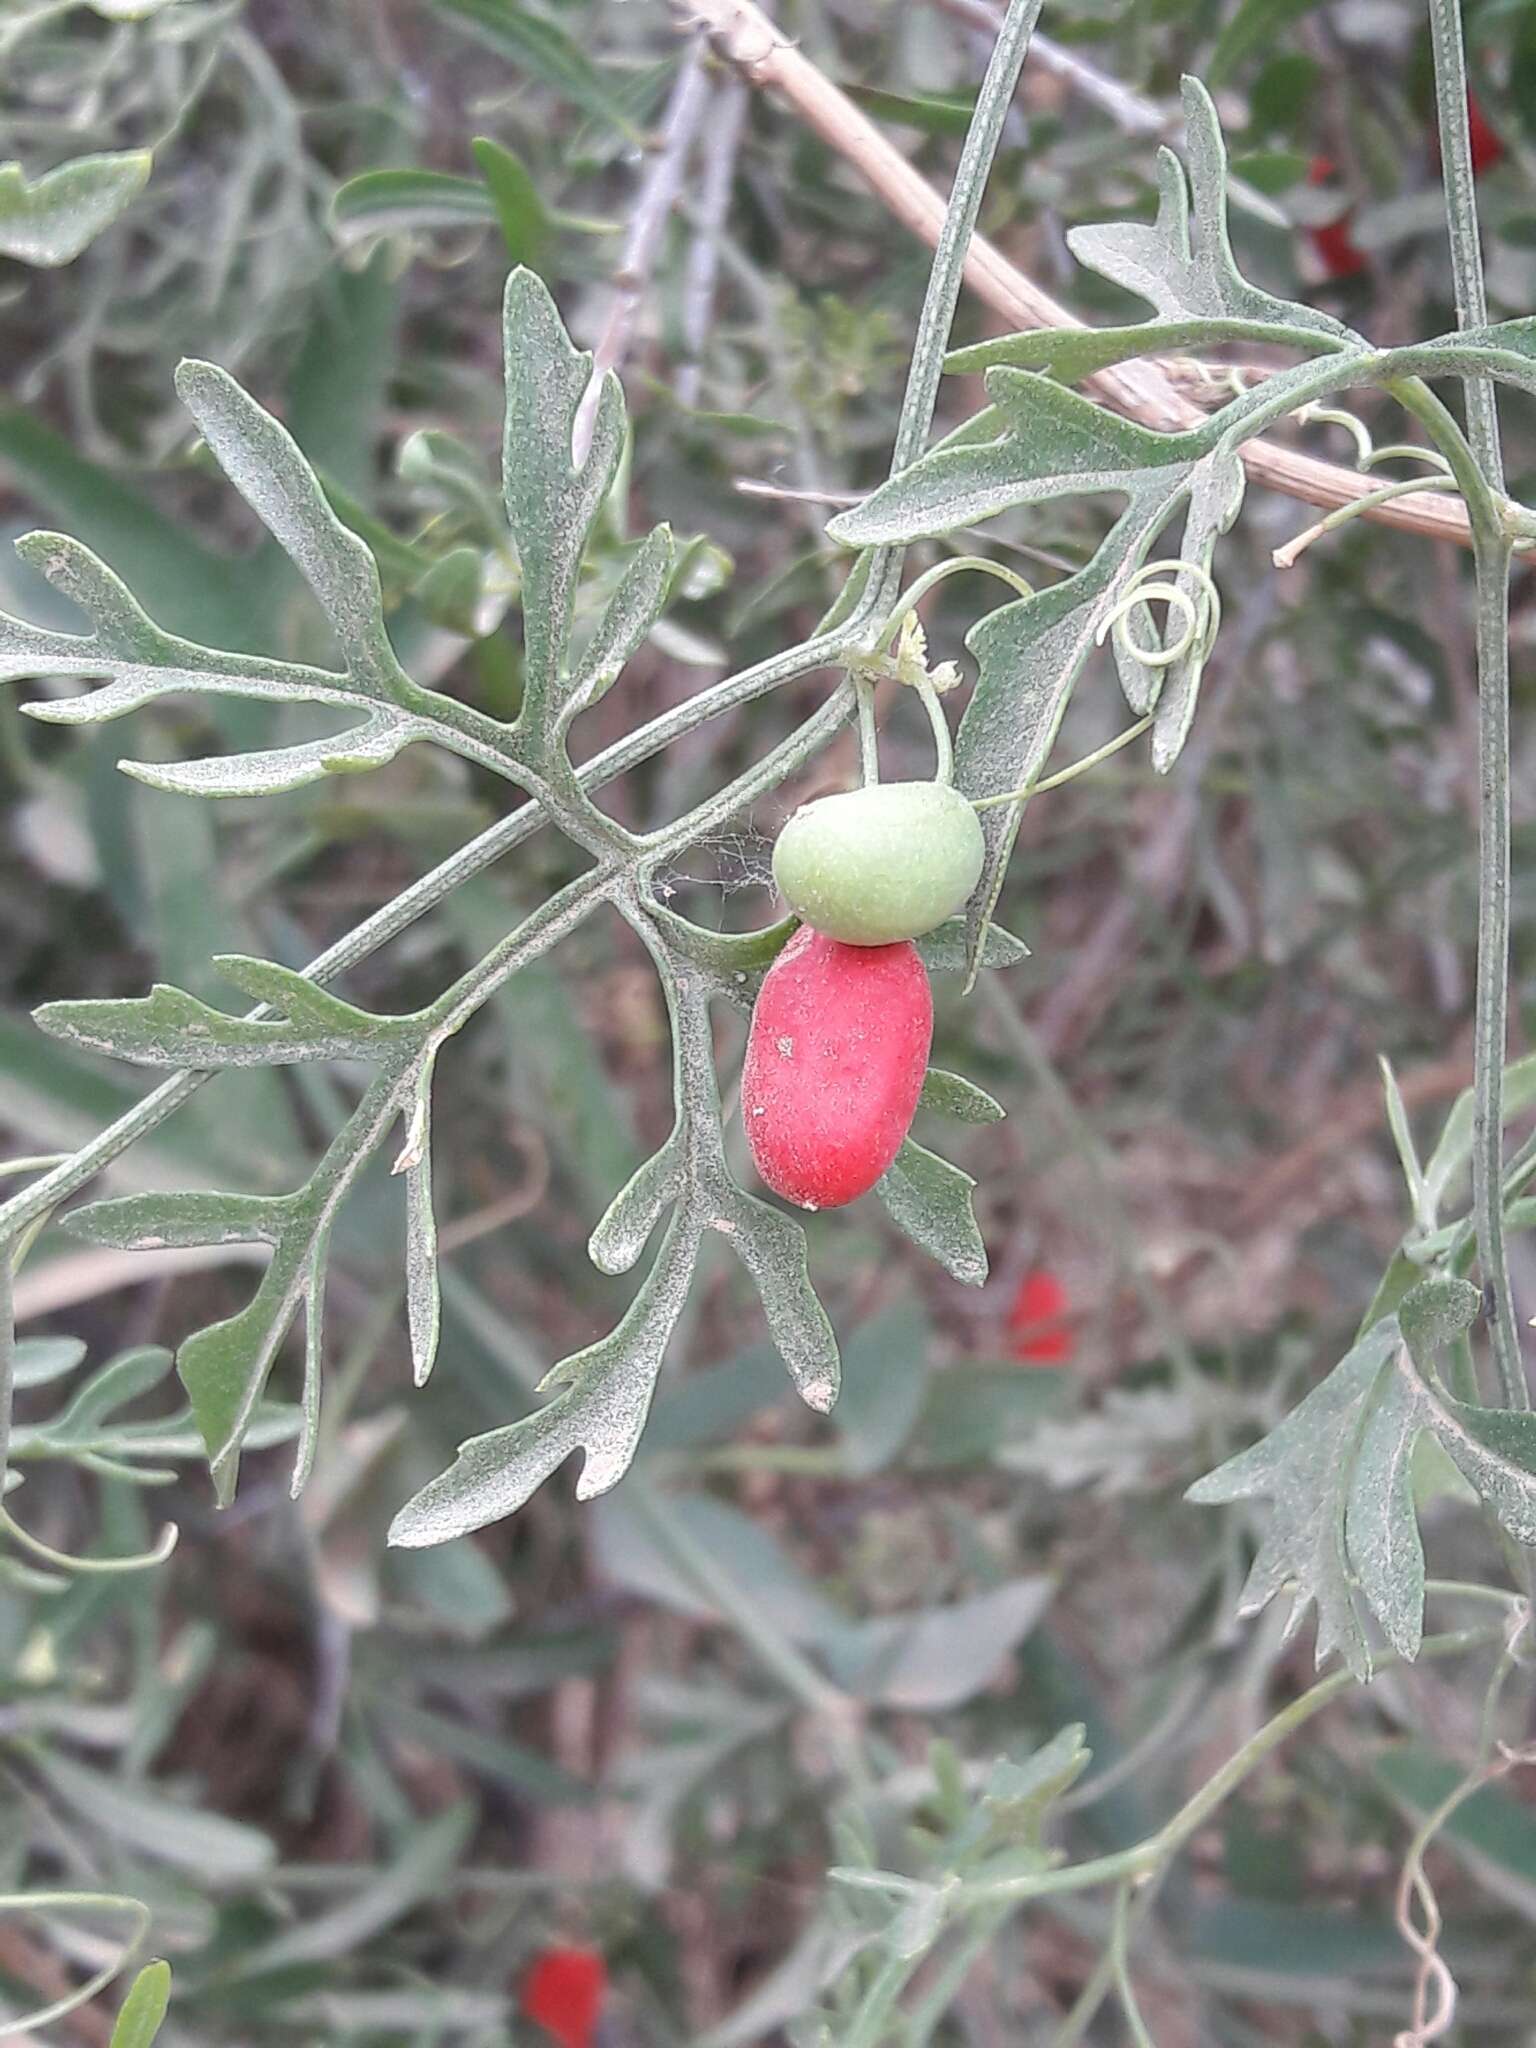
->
5;0;1536;2041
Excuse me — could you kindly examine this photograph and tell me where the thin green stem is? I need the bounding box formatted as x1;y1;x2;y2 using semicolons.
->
1273;475;1459;571
911;673;954;785
1425;0;1522;1405
1468;531;1523;1405
899;1906;1009;2045
952;1623;1499;1908
855;676;881;784
842;1945;926;2048
1389;386;1522;1403
1108;1882;1156;2048
885;554;1034;623
0;1504;177;1575
1048;1938;1119;2048
972;715;1152;810
884;0;1046;485
1428;0;1504;492
0;1890;151;2036
0;1256;11;1501
0;1157;67;1183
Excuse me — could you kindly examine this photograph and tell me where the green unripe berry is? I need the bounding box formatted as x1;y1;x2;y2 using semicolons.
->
772;780;985;946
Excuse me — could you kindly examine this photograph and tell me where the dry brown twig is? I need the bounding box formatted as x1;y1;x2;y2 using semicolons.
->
673;0;1484;550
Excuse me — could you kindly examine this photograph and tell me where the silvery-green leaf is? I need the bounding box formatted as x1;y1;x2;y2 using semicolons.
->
886;1885;947;1960
390;1216;701;1545
1398;1275;1481;1369
945;317;1345;383
1380;1054;1432;1227
1146;448;1246;763
121;709;425;799
1187;1317;1400;1679
433;0;641;137
0;151;151;267
6;532;365;718
567;524;674;715
828;371;1209;548
33;1748;275;1880
1410;1385;1536;1547
830;1577;1055;1712
1346;1365;1426;1660
876;1141;987;1288
641;900;796;997
1068;79;1356;343
972;1724;1091;1860
176;1224;319;1505
1191;1302;1536;1676
65;1190;296;1252
174;360;412;703
919;1069;1005;1124
915;916;1029;974
211;955;382;1027
36;957;402;1068
588;1139;683;1277
413;545;484;633
955;486;1182;974
1422;1050;1536;1211
725;1194;840;1412
74;1085;397;1503
2;527;442;798
292;1231;329;1494
501;268;625;725
330;168;497;251
394;1063;441;1388
398;427;507;545
12;1337;88;1389
1395;320;1536;400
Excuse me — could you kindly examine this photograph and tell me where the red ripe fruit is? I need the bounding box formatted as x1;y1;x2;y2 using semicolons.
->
1007;1268;1075;1364
521;1947;607;2048
1467;94;1505;176
1305;157;1367;281
743;927;933;1210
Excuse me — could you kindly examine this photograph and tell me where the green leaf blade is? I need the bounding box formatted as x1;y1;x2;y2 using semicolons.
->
0;150;152;267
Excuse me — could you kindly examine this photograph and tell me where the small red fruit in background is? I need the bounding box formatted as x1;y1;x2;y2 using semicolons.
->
1466;93;1504;175
1007;1269;1075;1364
1426;91;1506;174
521;1946;607;2048
1305;157;1367;281
743;927;933;1210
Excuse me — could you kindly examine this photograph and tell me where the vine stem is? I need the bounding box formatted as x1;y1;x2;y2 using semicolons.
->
912;673;954;785
854;0;1047;643
972;714;1152;808
1272;474;1459;571
949;1624;1500;1909
831;1627;1503;2039
0;1256;12;1501
1425;0;1525;1409
0;1890;152;2037
677;0;1478;548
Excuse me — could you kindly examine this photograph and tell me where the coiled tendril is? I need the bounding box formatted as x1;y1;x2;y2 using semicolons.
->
1096;557;1223;671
